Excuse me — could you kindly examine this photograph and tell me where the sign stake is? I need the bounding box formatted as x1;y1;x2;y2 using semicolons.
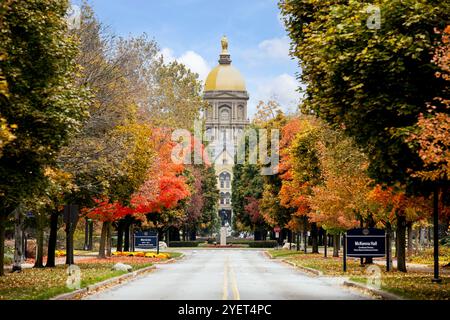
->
343;234;347;272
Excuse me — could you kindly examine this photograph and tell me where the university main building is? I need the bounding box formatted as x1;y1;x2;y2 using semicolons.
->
203;37;249;228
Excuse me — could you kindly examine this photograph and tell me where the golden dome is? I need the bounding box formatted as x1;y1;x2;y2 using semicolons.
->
204;36;246;92
204;64;246;91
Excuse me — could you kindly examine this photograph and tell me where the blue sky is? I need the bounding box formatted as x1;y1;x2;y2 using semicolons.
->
71;0;303;117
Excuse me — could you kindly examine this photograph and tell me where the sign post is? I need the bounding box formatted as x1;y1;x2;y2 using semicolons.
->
343;234;347;272
344;228;386;272
274;226;281;249
386;232;390;272
134;230;158;250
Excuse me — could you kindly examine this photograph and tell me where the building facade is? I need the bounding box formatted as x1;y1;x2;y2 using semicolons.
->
203;36;249;227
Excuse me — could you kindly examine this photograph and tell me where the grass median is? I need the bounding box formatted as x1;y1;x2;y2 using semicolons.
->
266;249;450;300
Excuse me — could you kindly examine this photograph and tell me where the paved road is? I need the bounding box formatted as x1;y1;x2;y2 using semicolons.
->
86;250;368;300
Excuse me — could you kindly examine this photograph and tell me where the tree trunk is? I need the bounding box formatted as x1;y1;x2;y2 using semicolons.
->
130;223;135;252
169;227;180;242
303;216;308;253
397;215;407;272
34;215;45;268
117;220;124;252
124;220;130;251
106;221;112;257
64;205;79;265
419;226;425;249
46;210;59;268
333;234;339;257
98;221;108;259
189;227;197;241
13;206;24;272
22;232;27;260
311;223;319;253
386;222;393;271
394;231;398;257
0;214;6;276
83;217;89;250
407;222;413;256
323;230;327;258
303;231;307;253
88;220;93;250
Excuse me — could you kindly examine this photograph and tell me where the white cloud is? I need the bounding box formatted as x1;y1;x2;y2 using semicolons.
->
161;48;211;82
248;73;304;117
178;51;211;82
160;47;176;63
258;36;291;60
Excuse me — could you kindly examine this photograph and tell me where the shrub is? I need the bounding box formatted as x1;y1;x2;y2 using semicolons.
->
247;240;278;248
168;241;200;247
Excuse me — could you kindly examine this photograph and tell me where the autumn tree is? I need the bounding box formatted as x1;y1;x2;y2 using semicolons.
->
309;128;370;257
278;116;324;253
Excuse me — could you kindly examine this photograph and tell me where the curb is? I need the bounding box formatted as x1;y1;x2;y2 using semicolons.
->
282;259;324;276
342;280;404;300
157;253;185;264
51;264;156;300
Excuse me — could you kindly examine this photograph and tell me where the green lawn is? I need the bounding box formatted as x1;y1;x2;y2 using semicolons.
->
0;260;152;300
267;249;305;259
267;250;450;300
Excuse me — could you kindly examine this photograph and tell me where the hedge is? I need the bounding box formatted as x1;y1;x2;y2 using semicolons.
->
247;240;278;248
168;241;200;247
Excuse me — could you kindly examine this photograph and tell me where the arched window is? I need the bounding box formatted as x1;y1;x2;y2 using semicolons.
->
220;192;225;205
219;172;231;189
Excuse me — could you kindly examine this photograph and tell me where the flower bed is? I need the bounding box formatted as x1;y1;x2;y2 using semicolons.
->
112;251;170;259
55;250;66;257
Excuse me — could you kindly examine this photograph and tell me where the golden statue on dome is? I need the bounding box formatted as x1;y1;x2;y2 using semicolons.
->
221;35;229;54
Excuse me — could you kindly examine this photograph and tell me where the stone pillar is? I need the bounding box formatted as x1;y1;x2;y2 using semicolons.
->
220;227;227;246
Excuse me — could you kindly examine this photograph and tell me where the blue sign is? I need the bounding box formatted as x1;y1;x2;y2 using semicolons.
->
346;228;386;257
134;230;158;249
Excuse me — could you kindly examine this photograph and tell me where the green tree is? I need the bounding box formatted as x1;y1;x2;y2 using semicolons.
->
280;0;449;183
232;162;268;239
0;0;90;275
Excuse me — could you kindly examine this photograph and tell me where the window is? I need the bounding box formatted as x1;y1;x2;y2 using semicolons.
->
219;172;231;189
225;192;231;205
220;192;225;205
